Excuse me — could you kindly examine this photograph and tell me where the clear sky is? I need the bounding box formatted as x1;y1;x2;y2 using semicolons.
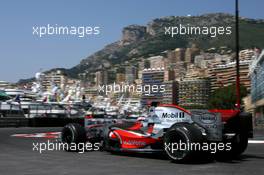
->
0;0;263;82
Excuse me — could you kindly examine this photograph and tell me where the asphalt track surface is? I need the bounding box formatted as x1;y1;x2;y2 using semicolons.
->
0;127;264;175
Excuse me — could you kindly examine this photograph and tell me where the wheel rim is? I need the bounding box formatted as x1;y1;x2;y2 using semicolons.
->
165;130;188;160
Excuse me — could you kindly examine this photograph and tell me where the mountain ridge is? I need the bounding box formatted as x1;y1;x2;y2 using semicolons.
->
18;13;264;84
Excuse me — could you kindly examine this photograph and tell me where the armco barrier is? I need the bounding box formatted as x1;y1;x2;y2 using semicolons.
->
0;117;84;127
0;117;29;127
28;118;84;127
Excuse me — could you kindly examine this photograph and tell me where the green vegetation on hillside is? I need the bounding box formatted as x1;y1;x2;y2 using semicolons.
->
208;84;248;109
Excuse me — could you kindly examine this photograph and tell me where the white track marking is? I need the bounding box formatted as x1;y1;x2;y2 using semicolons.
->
11;132;61;138
248;140;264;144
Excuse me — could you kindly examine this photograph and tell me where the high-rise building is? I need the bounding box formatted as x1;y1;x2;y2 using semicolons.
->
178;78;210;108
173;61;187;80
209;60;252;92
164;69;175;81
116;73;126;84
125;66;137;83
185;45;200;63
167;48;185;63
162;81;178;104
208;50;255;92
174;48;186;62
194;52;216;69
249;49;264;126
138;59;150;70
167;50;176;62
41;70;67;91
148;56;165;68
95;70;108;86
141;68;165;106
240;49;255;61
185;64;207;79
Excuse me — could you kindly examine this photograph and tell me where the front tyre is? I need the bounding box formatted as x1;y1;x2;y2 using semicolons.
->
102;126;120;152
61;123;86;151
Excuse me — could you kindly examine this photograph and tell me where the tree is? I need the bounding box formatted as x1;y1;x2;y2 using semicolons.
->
208;84;248;109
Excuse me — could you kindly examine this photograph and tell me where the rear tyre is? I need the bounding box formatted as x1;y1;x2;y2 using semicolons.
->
217;112;251;160
232;112;251;157
231;133;248;157
216;133;248;160
164;123;204;163
61;123;86;151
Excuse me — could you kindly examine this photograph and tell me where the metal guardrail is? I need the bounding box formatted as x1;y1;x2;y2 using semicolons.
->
26;103;82;118
0;102;25;118
0;117;84;128
0;117;28;127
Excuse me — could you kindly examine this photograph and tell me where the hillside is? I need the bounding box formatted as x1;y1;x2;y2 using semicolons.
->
18;13;264;83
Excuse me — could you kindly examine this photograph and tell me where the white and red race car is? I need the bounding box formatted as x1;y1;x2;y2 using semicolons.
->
61;104;253;163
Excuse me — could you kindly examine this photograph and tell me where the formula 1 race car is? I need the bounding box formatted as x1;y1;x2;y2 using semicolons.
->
61;104;253;163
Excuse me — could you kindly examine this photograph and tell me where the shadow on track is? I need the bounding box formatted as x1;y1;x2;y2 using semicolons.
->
101;151;264;165
215;154;264;164
106;151;215;164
